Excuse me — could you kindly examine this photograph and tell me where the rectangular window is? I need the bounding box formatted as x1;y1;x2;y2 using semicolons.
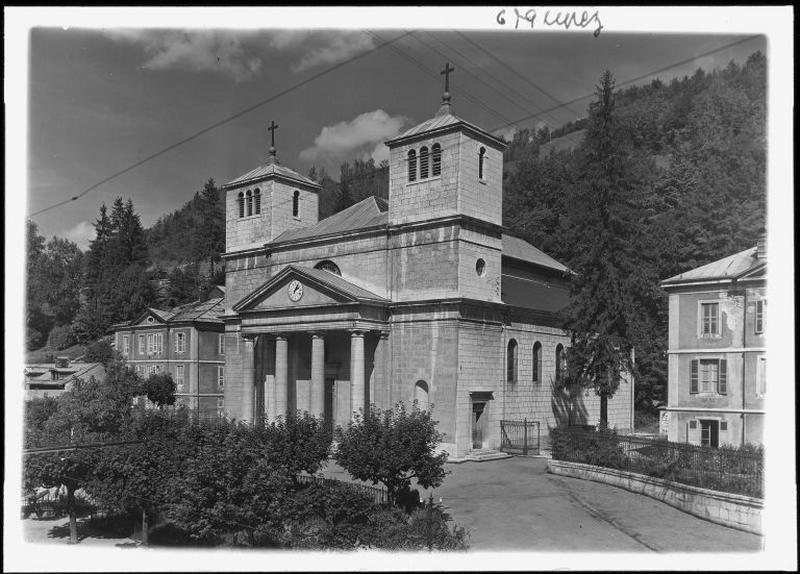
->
217;397;225;417
755;300;765;334
757;356;766;397
138;335;145;354
176;365;185;391
122;335;130;356
147;333;154;354
691;358;727;394
157;333;164;354
701;302;719;335
218;333;225;355
175;332;185;354
217;366;225;388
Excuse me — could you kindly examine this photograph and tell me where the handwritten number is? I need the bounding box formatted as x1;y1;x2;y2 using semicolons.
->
496;9;506;26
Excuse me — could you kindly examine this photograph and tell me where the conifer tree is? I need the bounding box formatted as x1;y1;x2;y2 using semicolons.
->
561;70;659;426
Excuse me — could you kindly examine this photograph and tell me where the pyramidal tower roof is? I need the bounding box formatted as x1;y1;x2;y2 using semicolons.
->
385;63;506;148
222;120;320;190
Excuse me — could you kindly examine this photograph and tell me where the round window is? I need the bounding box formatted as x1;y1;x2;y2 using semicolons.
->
476;258;486;277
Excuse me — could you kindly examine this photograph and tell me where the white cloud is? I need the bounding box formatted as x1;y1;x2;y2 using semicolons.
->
63;221;95;251
299;110;408;167
493;125;517;142
104;29;262;82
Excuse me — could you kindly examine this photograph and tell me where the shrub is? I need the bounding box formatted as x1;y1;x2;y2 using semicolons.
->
47;324;77;351
551;426;627;469
142;372;176;408
335;402;448;508
257;412;332;476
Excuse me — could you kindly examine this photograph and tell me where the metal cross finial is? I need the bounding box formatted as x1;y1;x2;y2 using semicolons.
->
268;120;279;148
441;62;455;93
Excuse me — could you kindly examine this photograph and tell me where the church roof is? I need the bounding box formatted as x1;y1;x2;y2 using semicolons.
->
662;247;766;286
298;266;389;303
502;234;570;273
222;161;320;190
386;104;506;148
273;196;388;244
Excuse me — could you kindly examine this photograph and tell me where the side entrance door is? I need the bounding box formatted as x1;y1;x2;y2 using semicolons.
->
472;402;486;449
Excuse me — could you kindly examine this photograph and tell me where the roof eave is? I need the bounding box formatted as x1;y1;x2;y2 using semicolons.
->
386;121;507;149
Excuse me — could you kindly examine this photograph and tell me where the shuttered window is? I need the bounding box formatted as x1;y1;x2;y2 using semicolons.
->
690;358;727;394
432;143;441;176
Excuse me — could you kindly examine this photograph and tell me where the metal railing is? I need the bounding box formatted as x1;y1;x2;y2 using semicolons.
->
294;473;388;505
500;419;541;455
551;429;764;498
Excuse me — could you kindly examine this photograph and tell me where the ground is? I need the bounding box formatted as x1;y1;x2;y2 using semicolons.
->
22;456;763;553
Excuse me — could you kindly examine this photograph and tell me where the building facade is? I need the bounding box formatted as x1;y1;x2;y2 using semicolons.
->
111;287;226;418
220;92;632;458
661;239;767;447
24;357;105;400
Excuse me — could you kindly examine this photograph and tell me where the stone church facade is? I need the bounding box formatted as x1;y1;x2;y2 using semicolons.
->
220;93;632;458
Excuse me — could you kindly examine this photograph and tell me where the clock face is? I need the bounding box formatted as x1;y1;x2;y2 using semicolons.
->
287;279;304;302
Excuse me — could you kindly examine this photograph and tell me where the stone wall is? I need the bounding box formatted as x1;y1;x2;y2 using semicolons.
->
548;459;763;535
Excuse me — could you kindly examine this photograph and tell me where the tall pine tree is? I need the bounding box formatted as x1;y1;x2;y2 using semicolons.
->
561;71;659;426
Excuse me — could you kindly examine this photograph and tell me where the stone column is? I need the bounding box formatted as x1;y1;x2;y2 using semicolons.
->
275;335;289;419
350;331;365;420
311;333;325;419
241;336;255;423
379;331;391;410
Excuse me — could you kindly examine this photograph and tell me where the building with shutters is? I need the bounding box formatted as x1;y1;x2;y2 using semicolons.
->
218;82;633;458
111;286;227;418
660;238;767;447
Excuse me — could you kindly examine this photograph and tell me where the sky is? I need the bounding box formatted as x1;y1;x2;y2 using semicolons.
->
23;20;768;250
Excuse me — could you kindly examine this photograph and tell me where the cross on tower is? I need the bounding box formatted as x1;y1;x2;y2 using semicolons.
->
440;62;455;94
268;120;279;149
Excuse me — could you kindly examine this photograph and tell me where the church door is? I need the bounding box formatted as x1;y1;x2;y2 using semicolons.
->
472;402;486;450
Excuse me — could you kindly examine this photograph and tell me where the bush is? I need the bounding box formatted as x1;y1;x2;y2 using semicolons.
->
47;324;77;351
335;402;448;508
142;372;176;408
551;426;627;469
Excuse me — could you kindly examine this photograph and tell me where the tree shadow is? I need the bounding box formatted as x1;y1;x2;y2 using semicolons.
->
47;515;133;542
549;378;590;441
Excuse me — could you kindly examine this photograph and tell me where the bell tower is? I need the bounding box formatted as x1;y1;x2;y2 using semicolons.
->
222;120;320;254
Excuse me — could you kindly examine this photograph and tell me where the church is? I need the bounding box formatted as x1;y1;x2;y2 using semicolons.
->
219;74;633;458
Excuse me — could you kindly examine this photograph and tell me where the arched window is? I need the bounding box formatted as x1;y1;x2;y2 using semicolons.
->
246;190;253;217
407;149;417;182
254;189;261;215
414;380;429;411
479;146;487;180
292;190;300;217
419;146;429;179
532;342;542;383
432;143;441;176
314;260;341;276
507;339;518;383
238;192;244;218
556;344;566;381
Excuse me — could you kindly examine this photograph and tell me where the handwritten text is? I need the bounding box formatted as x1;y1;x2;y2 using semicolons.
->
496;8;604;37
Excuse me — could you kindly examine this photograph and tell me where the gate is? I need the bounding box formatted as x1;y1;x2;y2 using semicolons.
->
500;419;540;455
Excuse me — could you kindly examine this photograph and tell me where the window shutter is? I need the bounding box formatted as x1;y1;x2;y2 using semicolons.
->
719;360;727;395
690;360;698;394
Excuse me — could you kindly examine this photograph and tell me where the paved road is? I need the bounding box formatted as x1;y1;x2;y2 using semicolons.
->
420;456;763;552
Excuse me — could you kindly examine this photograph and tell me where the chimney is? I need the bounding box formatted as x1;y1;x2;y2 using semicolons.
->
756;231;767;259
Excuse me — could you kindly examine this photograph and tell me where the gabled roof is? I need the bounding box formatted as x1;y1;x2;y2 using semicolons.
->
233;265;388;312
169;297;225;324
386;103;506;148
502;234;570;273
273;196;388;244
222;160;320;190
662;247;766;287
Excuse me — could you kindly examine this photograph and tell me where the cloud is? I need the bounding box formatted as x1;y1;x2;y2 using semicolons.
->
104;29;262;82
63;221;95;251
267;30;375;73
299;110;408;167
493;126;517;142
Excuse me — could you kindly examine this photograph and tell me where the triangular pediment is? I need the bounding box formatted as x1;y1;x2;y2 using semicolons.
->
132;308;171;326
233;266;386;313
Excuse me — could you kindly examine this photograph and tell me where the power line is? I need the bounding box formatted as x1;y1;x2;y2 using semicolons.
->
23;439;144;456
28;30;415;219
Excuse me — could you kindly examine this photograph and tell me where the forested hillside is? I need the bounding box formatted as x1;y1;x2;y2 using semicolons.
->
27;52;766;413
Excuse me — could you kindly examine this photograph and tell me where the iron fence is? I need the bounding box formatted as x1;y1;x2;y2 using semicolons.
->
294;473;388;505
551;429;764;498
500;419;541;455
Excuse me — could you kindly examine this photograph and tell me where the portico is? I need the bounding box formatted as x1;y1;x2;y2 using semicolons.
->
227;265;389;426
